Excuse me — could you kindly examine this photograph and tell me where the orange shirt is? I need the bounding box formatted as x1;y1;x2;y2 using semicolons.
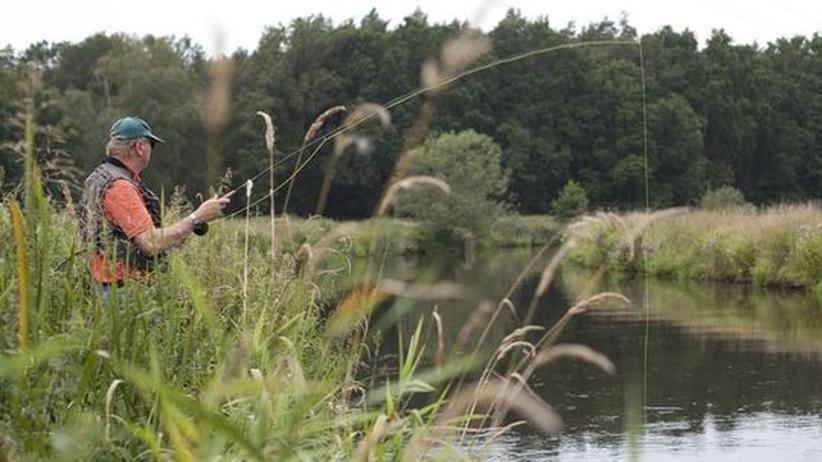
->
89;179;155;283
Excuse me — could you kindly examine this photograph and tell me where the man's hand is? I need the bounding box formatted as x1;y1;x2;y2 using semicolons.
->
192;190;235;223
133;190;236;256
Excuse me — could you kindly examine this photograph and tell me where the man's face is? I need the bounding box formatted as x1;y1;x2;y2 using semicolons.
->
131;138;153;171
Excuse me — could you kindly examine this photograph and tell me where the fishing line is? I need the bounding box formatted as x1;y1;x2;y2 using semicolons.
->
639;37;652;424
219;39;638;214
223;137;330;219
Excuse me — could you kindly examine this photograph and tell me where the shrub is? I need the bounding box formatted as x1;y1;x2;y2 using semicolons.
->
394;130;510;245
699;186;748;210
551;180;589;222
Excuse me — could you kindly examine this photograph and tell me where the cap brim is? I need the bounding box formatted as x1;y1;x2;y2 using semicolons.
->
146;132;165;144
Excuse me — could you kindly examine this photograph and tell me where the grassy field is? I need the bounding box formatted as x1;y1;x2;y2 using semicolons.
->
566;205;822;294
0;189;609;461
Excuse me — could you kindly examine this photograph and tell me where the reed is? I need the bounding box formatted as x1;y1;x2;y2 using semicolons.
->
569;204;822;289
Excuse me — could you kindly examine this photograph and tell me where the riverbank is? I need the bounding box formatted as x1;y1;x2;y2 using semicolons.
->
566;204;822;293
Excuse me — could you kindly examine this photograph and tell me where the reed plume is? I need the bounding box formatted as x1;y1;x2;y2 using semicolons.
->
316;103;391;216
204;58;232;188
256;111;277;256
283;105;346;218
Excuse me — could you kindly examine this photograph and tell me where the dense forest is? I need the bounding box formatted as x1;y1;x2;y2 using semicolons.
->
1;9;820;219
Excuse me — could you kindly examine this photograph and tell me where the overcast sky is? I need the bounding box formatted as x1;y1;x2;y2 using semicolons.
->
3;1;822;55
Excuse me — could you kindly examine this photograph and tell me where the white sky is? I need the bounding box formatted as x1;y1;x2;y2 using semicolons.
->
3;1;822;55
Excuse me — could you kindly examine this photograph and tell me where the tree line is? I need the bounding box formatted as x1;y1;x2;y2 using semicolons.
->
1;9;820;219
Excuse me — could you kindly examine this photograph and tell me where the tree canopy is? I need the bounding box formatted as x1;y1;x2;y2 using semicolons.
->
1;10;820;218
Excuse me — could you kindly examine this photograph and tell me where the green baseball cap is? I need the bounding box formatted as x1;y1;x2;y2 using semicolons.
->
109;116;165;144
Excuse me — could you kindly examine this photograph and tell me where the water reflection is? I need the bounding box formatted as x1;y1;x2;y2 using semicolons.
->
361;250;822;461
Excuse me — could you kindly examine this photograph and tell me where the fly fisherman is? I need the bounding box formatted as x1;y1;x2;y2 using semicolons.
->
81;116;233;298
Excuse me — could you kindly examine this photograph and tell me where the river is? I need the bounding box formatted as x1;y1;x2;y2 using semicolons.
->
351;249;822;461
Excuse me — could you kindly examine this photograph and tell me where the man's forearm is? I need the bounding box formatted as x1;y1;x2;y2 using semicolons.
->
135;217;195;255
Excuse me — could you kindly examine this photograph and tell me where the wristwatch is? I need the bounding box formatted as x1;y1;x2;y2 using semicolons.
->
189;213;209;236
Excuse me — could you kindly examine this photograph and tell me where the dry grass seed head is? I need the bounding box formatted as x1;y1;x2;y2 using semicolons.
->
403;379;561;462
532;343;616;375
105;379;125;441
326;286;387;338
376;175;451;216
535;242;573;298
203;58;232;134
500;326;544;347
441;32;491;76
305;105;346;143
494;341;536;362
621;206;690;260
355;415;406;462
454;301;494;353
432;307;445;369
377;279;467;300
332;103;390;162
344;102;391;130
500;298;516;315
422;31;491;89
568;292;631;316
304;222;360;280
255;111;276;154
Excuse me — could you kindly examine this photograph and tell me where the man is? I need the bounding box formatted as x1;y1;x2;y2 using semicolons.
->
81;116;233;291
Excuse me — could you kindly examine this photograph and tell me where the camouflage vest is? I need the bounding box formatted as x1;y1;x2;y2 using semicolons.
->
80;157;165;271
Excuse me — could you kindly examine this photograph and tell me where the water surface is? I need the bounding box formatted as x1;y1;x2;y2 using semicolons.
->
359;250;822;461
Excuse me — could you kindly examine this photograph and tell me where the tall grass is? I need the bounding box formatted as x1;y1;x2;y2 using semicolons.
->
568;205;822;289
2;203;629;459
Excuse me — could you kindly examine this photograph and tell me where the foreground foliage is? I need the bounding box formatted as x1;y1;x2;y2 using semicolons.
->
1;191;627;461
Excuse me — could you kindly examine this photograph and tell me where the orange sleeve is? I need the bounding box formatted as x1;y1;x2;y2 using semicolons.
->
102;180;155;239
